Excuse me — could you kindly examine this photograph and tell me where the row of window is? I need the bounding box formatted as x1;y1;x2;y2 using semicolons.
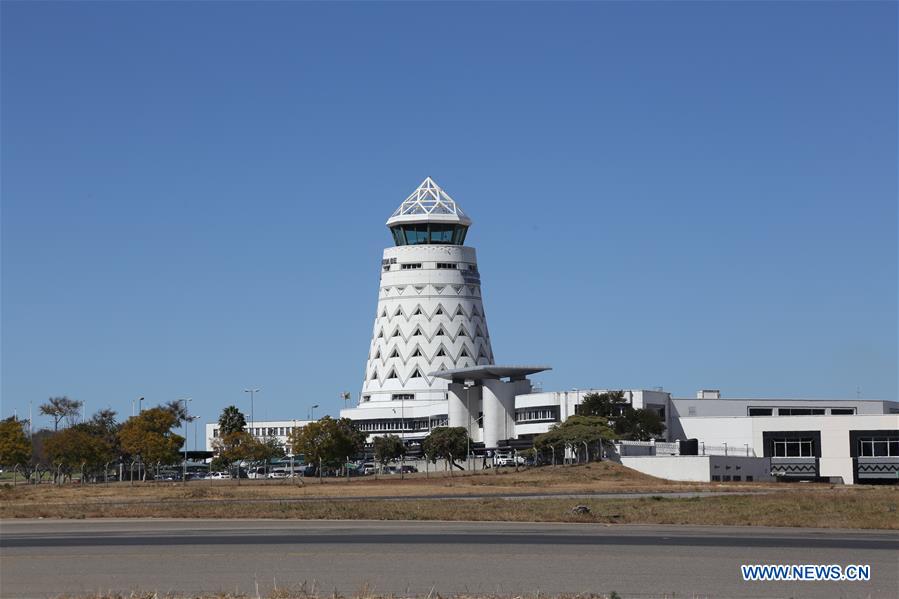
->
380;304;483;319
211;426;298;438
711;475;753;481
376;326;485;340
354;417;449;432
772;439;815;457
749;407;856;416
401;263;422;270
392;394;414;401
372;345;488;361
515;407;559;423
858;437;899;457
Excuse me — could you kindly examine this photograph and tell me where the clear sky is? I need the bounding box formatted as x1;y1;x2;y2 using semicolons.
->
2;1;896;430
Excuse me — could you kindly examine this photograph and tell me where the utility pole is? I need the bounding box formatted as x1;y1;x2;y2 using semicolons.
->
178;398;192;482
244;388;260;436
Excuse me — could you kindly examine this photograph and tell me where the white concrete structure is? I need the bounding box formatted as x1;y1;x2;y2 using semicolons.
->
620;455;774;483
205;420;311;453
342;177;495;440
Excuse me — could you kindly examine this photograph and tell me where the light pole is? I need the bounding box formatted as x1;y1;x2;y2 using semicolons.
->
244;388;260;436
340;391;351;408
139;397;144;413
572;388;580;415
179;398;192;482
308;404;319;421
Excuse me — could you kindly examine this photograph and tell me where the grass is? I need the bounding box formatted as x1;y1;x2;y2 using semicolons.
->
2;463;896;529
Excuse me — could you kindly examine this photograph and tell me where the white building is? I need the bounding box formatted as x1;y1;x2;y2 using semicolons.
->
205;420;311;454
336;177;898;484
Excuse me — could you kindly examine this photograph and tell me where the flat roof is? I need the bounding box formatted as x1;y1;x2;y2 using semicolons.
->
429;365;551;382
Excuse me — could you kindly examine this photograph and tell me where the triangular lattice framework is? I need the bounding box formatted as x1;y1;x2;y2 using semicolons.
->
390;177;467;220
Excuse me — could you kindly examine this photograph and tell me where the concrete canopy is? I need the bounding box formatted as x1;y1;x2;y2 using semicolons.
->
429;365;551;383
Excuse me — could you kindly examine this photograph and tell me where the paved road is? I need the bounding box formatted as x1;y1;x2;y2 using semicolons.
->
2;520;897;598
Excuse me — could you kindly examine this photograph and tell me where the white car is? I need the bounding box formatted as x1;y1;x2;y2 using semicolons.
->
208;471;231;480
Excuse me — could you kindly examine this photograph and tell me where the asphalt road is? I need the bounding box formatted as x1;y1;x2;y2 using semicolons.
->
2;519;897;598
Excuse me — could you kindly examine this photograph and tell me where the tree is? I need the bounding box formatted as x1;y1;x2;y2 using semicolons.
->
118;407;184;477
39;396;83;431
534;415;617;463
0;417;31;471
422;427;468;470
616;409;666;441
218;406;247;436
373;434;405;468
578;391;666;441
578;391;629;419
211;431;258;479
44;427;115;480
286;417;365;471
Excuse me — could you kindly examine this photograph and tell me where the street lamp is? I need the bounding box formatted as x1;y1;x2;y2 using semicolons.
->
340;391;351;408
308;404;319;421
244;388;260;436
178;398;192;482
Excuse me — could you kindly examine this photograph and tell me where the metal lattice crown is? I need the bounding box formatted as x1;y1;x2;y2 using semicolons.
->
387;177;471;226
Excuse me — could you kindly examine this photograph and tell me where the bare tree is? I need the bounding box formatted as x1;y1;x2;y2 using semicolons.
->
39;396;83;431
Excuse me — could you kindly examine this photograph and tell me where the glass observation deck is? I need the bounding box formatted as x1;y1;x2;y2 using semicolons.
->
390;223;468;246
386;177;472;245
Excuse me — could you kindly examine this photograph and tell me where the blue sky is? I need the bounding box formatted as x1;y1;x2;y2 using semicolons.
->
2;1;896;429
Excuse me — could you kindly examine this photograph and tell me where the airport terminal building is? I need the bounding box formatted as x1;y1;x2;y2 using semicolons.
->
333;177;899;485
204;178;896;485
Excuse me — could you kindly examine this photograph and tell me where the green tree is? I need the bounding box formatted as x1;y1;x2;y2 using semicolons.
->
118;407;184;477
44;426;116;481
578;392;666;441
0;417;31;471
218;406;247;436
616;409;666;441
286;417;365;472
422;427;468;470
373;434;405;468
39;396;83;431
211;431;259;481
578;391;629;419
534;415;617;463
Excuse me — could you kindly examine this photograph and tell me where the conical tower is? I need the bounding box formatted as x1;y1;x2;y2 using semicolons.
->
343;177;495;439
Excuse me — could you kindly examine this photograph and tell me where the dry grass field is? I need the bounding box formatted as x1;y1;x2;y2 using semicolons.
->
2;463;896;528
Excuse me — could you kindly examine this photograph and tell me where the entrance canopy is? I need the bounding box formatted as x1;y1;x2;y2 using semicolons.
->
430;364;551;383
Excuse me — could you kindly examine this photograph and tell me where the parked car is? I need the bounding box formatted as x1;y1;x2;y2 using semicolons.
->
208;471;231;480
362;463;377;475
400;465;418;473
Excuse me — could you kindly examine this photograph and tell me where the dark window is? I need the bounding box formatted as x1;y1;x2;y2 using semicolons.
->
711;475;721;481
732;476;741;482
830;408;855;415
773;438;814;457
748;408;773;416
745;476;753;482
778;408;825;416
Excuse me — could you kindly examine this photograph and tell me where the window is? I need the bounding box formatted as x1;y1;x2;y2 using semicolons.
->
778;408;825;416
401;263;422;270
411;348;422;357
410;368;423;378
748;408;773;416
458;328;467;337
711;475;721;481
859;437;899;457
213;428;219;438
435;306;444;315
435;347;446;356
468;264;478;271
722;476;731;482
745;476;753;482
830;408;855;415
390;348;400;358
391;394;414;401
413;307;423;316
732;476;741;482
362;395;370;402
772;438;814;457
392;329;401;337
435;327;445;336
412;326;423;336
436;263;456;269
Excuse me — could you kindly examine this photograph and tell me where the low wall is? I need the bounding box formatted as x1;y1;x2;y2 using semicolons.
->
621;455;773;483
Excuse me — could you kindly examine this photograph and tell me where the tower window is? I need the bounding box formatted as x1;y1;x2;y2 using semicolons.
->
401;263;422;270
410;368;423;378
390;348;400;358
436;347;446;357
411;348;422;357
436;263;456;269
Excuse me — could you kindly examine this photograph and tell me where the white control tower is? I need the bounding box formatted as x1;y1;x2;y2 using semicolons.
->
342;177;495;439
